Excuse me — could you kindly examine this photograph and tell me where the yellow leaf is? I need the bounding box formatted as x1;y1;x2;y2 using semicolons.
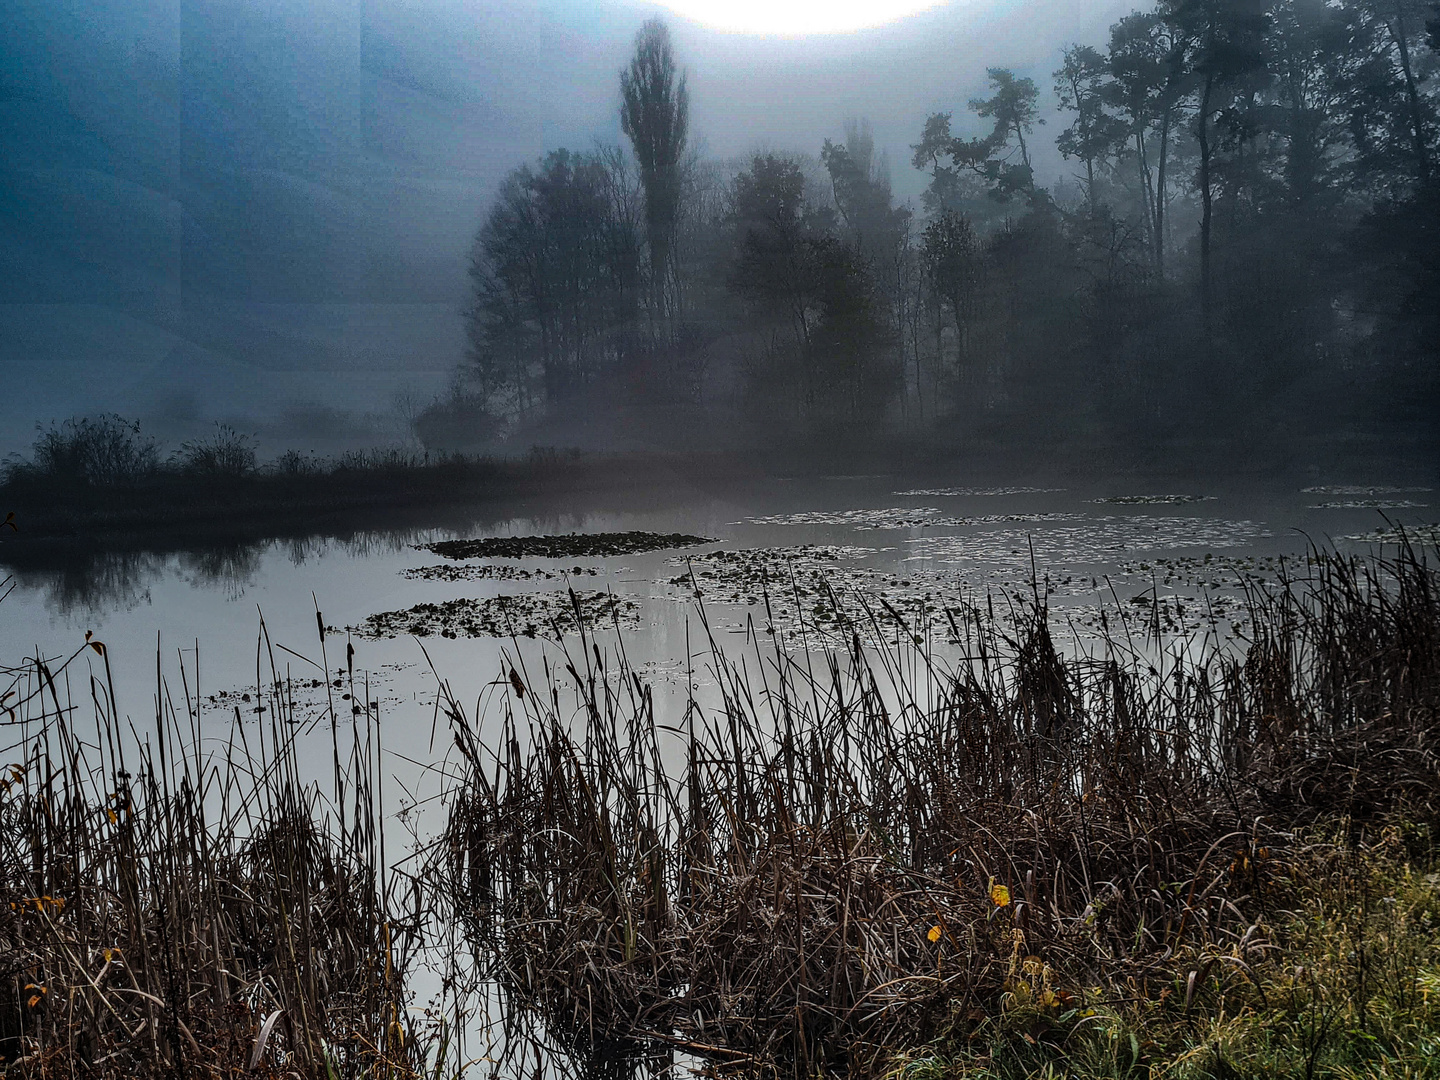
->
107;809;118;824
27;995;40;1008
991;883;1012;908
928;925;942;943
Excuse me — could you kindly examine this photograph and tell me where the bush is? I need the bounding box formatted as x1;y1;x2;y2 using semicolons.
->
4;415;159;487
172;423;257;477
271;448;319;476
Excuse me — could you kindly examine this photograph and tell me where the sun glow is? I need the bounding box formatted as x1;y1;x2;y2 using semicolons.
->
653;0;949;35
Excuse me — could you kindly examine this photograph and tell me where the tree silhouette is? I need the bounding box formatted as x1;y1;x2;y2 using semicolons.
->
1055;45;1129;210
913;70;1043;204
1161;0;1271;327
620;19;690;323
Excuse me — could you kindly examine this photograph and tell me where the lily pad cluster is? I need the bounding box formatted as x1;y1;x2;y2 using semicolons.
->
1309;499;1428;509
893;486;1067;497
402;564;601;582
743;508;1081;530
418;531;716;560
346;591;642;640
1090;494;1216;505
1303;484;1431;496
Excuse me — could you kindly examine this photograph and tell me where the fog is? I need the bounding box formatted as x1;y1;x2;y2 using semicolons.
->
0;0;1131;453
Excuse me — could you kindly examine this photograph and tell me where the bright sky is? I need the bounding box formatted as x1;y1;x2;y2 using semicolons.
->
654;0;950;35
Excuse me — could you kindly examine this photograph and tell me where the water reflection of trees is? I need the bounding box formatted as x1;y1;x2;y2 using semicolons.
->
1;495;645;619
176;544;266;600
6;532;425;617
14;551;166;618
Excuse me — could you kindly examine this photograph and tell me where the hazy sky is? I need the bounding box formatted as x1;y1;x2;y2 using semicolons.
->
653;0;952;34
0;0;1131;445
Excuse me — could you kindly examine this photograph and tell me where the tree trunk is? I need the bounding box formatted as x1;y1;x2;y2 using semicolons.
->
1135;131;1158;272
1155;106;1171;280
1198;73;1215;333
1391;1;1432;182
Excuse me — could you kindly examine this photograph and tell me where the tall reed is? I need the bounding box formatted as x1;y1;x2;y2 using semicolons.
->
436;540;1440;1076
0;611;439;1078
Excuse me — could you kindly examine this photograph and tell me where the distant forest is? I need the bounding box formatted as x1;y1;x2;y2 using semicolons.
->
432;1;1440;458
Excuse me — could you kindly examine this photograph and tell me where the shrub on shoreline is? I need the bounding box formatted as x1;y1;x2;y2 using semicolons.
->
3;415;160;488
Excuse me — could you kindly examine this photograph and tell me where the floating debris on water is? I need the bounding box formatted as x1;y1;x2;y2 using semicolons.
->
344;591;643;639
1117;553;1291;590
892;486;1067;497
742;508;1081;529
1303;485;1432;496
743;507;945;528
664;545;886;602
418;531;716;560
202;659;420;721
1343;524;1440;545
1091;495;1217;505
950;513;1085;525
658;545;956;642
668;544;879;570
402;564;600;581
1309;499;1428;509
906;517;1273;570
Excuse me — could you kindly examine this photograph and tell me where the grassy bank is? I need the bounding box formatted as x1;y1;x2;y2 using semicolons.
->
435;541;1440;1078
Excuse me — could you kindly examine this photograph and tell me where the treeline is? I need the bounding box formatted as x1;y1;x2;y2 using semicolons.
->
452;3;1440;454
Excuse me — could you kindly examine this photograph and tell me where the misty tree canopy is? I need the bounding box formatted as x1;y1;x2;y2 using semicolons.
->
453;0;1439;455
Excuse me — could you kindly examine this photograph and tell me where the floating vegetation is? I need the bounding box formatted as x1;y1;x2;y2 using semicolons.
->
346;590;642;639
201;660;419;722
892;485;1067;497
905;516;1273;570
667;543;880;574
1303;484;1433;495
664;546;913;637
744;507;945;528
657;542;1276;645
1344;523;1440;545
1309;499;1429;509
743;508;1080;529
1056;592;1249;639
402;563;600;581
1118;552;1291;590
1090;494;1216;504
418;531;715;560
950;518;1082;529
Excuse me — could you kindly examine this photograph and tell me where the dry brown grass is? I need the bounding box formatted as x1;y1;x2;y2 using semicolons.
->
0;620;438;1078
436;540;1440;1077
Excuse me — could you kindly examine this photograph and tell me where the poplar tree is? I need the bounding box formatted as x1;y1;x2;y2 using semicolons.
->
620;19;690;322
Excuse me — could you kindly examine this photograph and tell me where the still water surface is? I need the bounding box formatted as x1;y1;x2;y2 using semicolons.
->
5;475;1433;751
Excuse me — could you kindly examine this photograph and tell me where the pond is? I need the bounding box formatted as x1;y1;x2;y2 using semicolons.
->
4;474;1435;749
